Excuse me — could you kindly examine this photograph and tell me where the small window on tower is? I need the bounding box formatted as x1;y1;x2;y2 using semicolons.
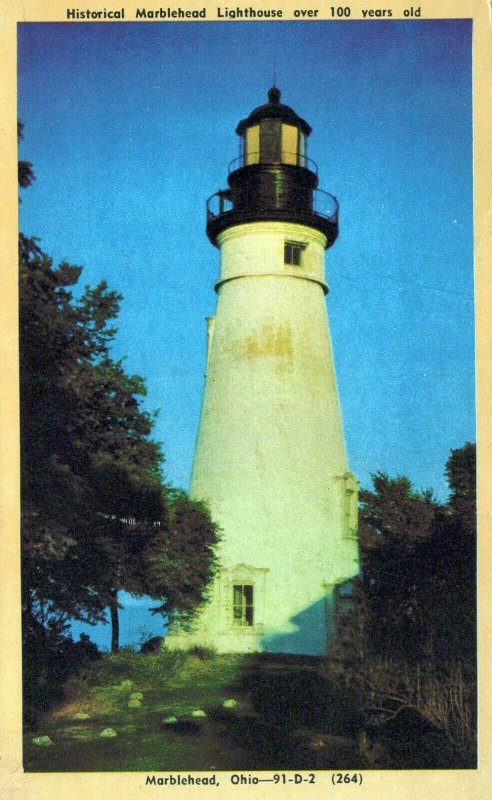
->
232;584;254;627
284;241;305;266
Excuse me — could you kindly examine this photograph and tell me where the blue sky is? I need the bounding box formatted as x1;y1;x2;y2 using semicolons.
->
18;21;474;646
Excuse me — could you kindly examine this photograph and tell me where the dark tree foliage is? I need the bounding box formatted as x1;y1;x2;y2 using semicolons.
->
358;474;441;660
18;122;35;190
445;441;476;533
19;125;219;698
419;443;476;662
353;445;476;664
151;490;219;628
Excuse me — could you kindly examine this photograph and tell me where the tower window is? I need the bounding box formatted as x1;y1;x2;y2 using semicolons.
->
233;584;254;627
284;241;305;266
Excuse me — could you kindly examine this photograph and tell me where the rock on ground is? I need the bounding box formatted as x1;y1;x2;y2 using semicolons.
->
32;736;53;746
99;728;117;738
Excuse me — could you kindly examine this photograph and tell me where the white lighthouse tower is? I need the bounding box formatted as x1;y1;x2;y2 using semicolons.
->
167;88;359;656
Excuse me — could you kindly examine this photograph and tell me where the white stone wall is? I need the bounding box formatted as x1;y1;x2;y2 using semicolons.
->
167;221;359;655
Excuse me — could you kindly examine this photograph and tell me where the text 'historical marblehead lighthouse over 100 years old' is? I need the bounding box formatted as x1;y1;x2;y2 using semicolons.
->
166;88;360;656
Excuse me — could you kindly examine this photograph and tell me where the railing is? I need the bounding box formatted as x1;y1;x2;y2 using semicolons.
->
206;190;233;220
313;189;339;223
206;187;339;224
228;152;319;175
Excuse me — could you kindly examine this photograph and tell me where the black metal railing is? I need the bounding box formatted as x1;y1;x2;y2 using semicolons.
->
228;152;319;175
313;189;339;223
206;190;234;221
206;187;338;224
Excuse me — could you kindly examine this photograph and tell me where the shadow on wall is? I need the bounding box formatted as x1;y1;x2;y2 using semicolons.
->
260;594;337;656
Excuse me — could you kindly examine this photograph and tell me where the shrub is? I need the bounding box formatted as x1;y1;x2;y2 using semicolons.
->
140;636;163;654
187;645;217;661
22;621;100;727
358;658;476;766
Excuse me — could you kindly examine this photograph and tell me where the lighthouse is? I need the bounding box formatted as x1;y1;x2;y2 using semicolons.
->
167;88;359;655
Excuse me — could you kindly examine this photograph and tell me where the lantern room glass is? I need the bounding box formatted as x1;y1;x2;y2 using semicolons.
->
242;121;307;167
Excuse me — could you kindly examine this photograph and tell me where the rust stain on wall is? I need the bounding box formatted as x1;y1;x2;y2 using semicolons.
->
241;323;294;360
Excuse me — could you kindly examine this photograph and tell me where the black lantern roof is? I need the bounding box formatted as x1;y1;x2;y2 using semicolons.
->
236;87;312;137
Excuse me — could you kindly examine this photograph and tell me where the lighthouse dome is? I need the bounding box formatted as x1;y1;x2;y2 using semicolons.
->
236;87;312;137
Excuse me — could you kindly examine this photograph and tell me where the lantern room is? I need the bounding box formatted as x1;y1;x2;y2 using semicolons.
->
235;86;311;169
206;87;339;250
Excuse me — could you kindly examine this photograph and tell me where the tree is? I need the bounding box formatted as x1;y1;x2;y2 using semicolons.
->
355;446;476;663
18;121;35;189
419;443;476;662
445;442;476;533
358;473;440;659
19;239;118;630
150;490;219;627
19;125;219;666
331;447;477;768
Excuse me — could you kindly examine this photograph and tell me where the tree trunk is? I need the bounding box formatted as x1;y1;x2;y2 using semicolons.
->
109;591;120;653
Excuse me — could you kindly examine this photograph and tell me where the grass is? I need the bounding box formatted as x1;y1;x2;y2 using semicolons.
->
23;650;475;772
25;650;245;772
